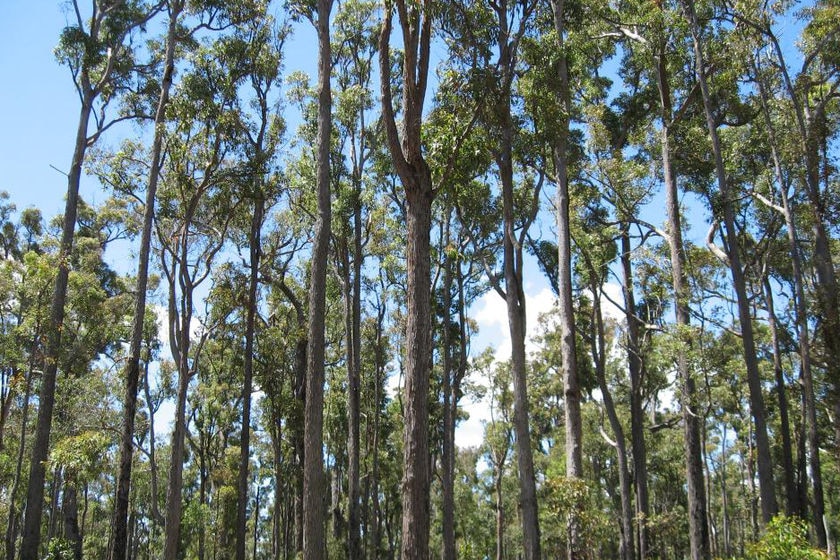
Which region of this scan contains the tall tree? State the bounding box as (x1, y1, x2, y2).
(302, 1, 334, 559)
(544, 2, 584, 555)
(108, 3, 183, 558)
(379, 1, 435, 557)
(681, 0, 778, 523)
(20, 2, 159, 557)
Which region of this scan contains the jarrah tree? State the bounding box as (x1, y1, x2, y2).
(107, 3, 184, 558)
(302, 1, 334, 559)
(20, 2, 160, 558)
(680, 0, 778, 524)
(379, 1, 435, 557)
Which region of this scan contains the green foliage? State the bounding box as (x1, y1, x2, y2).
(740, 516, 827, 560)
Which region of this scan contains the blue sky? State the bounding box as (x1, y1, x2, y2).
(1, 2, 88, 219)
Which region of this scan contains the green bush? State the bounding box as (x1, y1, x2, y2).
(742, 515, 827, 560)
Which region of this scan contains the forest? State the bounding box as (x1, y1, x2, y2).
(1, 0, 840, 559)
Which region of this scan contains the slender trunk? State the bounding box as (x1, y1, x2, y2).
(653, 17, 709, 559)
(494, 4, 541, 557)
(754, 62, 824, 538)
(547, 3, 583, 497)
(163, 330, 191, 560)
(591, 272, 633, 560)
(495, 462, 506, 560)
(763, 279, 797, 514)
(6, 366, 34, 560)
(682, 0, 778, 522)
(236, 196, 263, 560)
(110, 5, 182, 557)
(347, 178, 363, 560)
(441, 211, 456, 560)
(20, 90, 93, 560)
(302, 4, 332, 558)
(142, 357, 164, 527)
(621, 220, 650, 559)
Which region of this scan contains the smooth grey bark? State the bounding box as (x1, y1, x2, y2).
(109, 4, 182, 558)
(753, 44, 826, 543)
(546, 3, 583, 558)
(653, 24, 709, 558)
(489, 3, 542, 558)
(762, 278, 798, 515)
(682, 0, 779, 523)
(589, 270, 633, 560)
(379, 2, 435, 558)
(302, 2, 333, 559)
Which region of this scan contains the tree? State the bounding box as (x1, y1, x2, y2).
(680, 0, 778, 523)
(20, 2, 160, 557)
(378, 1, 436, 557)
(301, 1, 334, 559)
(107, 3, 184, 557)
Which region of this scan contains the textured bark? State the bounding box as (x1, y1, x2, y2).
(379, 2, 435, 558)
(653, 26, 709, 558)
(346, 149, 363, 560)
(20, 89, 92, 560)
(682, 0, 778, 522)
(302, 2, 333, 559)
(235, 196, 264, 560)
(63, 482, 82, 560)
(109, 4, 182, 558)
(441, 211, 456, 560)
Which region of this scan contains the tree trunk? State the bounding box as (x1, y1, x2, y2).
(653, 26, 709, 558)
(379, 2, 435, 558)
(754, 57, 824, 539)
(62, 480, 82, 560)
(110, 4, 182, 558)
(493, 4, 541, 557)
(302, 3, 333, 558)
(5, 364, 34, 560)
(347, 173, 363, 560)
(20, 89, 93, 560)
(682, 0, 778, 523)
(762, 279, 798, 515)
(547, 1, 583, 487)
(591, 276, 633, 560)
(441, 210, 456, 560)
(236, 195, 264, 560)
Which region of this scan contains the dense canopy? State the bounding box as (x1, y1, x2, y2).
(1, 1, 840, 559)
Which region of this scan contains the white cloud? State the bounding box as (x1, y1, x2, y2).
(456, 282, 626, 450)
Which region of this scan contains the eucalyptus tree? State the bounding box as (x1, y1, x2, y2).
(330, 2, 378, 555)
(544, 3, 584, 515)
(604, 1, 712, 554)
(480, 2, 546, 557)
(20, 2, 162, 557)
(227, 13, 287, 560)
(378, 1, 436, 556)
(294, 1, 334, 559)
(154, 36, 250, 558)
(107, 2, 184, 557)
(680, 0, 778, 523)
